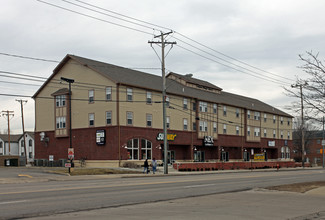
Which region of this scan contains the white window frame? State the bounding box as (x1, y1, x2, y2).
(183, 118, 188, 130)
(183, 98, 188, 110)
(127, 112, 133, 125)
(106, 111, 112, 125)
(223, 124, 227, 134)
(141, 139, 152, 160)
(236, 126, 239, 135)
(127, 138, 139, 160)
(127, 88, 133, 101)
(247, 126, 251, 136)
(213, 104, 217, 114)
(254, 127, 260, 137)
(199, 101, 208, 112)
(223, 106, 227, 116)
(89, 113, 94, 126)
(146, 114, 152, 127)
(236, 108, 240, 118)
(247, 110, 251, 119)
(89, 90, 94, 103)
(56, 116, 66, 129)
(213, 122, 217, 132)
(146, 91, 152, 104)
(166, 116, 170, 129)
(106, 87, 112, 101)
(56, 95, 66, 107)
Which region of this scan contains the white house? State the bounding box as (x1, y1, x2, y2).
(0, 132, 35, 163)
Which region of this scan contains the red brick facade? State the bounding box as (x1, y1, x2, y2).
(35, 126, 292, 162)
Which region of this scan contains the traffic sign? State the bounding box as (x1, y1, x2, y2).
(68, 148, 74, 160)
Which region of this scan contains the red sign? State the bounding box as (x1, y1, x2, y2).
(68, 148, 74, 160)
(65, 163, 71, 168)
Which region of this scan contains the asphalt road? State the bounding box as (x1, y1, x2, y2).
(0, 168, 325, 219)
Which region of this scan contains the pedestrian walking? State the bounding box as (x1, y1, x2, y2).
(152, 158, 157, 174)
(143, 159, 149, 174)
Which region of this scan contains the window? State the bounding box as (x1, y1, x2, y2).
(147, 114, 152, 127)
(199, 101, 208, 112)
(89, 113, 94, 126)
(141, 139, 152, 160)
(236, 108, 240, 118)
(280, 131, 283, 139)
(280, 117, 283, 125)
(273, 130, 276, 138)
(192, 102, 196, 111)
(146, 91, 152, 104)
(106, 87, 112, 101)
(183, 119, 188, 130)
(166, 116, 170, 129)
(183, 98, 188, 110)
(193, 122, 196, 131)
(213, 104, 217, 114)
(247, 126, 251, 136)
(106, 111, 112, 125)
(223, 124, 227, 134)
(254, 112, 260, 120)
(223, 106, 227, 116)
(213, 122, 217, 132)
(29, 139, 33, 147)
(281, 147, 285, 159)
(287, 118, 291, 126)
(247, 110, 251, 119)
(127, 138, 139, 160)
(273, 115, 276, 124)
(286, 147, 290, 159)
(264, 129, 267, 137)
(317, 139, 321, 144)
(56, 95, 66, 107)
(288, 131, 290, 139)
(199, 121, 207, 132)
(56, 117, 66, 129)
(127, 88, 133, 101)
(254, 128, 260, 137)
(89, 90, 94, 103)
(0, 142, 2, 155)
(29, 152, 32, 159)
(264, 114, 267, 122)
(165, 96, 170, 107)
(127, 112, 133, 125)
(236, 126, 239, 135)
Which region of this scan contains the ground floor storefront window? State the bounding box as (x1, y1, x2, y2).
(127, 138, 152, 160)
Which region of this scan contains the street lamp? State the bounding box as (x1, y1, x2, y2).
(61, 77, 74, 160)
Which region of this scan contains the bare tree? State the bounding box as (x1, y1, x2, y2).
(284, 51, 325, 126)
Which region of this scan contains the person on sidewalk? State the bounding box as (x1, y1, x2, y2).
(143, 159, 149, 174)
(151, 158, 157, 174)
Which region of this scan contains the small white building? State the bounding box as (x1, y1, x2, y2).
(0, 132, 35, 163)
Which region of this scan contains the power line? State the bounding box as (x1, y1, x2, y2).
(34, 0, 294, 86)
(36, 0, 153, 35)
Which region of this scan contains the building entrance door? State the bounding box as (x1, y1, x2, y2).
(194, 151, 205, 162)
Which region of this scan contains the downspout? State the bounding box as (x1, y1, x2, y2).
(117, 83, 121, 167)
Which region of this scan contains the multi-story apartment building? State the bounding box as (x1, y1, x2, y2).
(33, 54, 293, 167)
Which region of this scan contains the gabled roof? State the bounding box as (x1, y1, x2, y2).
(32, 54, 292, 117)
(0, 134, 22, 143)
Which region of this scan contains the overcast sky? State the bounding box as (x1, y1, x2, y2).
(1, 0, 325, 134)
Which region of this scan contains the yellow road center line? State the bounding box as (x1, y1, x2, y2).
(18, 174, 33, 178)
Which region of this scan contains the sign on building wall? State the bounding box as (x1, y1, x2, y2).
(268, 141, 275, 147)
(254, 153, 265, 161)
(156, 133, 177, 141)
(96, 130, 106, 145)
(203, 136, 214, 146)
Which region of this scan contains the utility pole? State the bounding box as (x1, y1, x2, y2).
(16, 99, 29, 165)
(149, 31, 176, 174)
(291, 82, 307, 168)
(2, 110, 14, 155)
